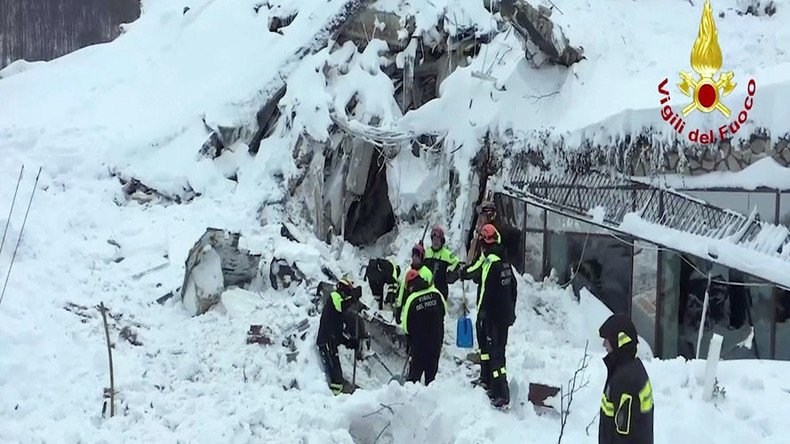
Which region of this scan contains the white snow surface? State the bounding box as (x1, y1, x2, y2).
(2, 0, 790, 442)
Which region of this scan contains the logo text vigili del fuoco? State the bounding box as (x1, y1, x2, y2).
(657, 0, 756, 144)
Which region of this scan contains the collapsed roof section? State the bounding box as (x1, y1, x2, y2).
(501, 157, 790, 289)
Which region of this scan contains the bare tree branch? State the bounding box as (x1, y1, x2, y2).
(524, 90, 559, 104)
(374, 422, 391, 443)
(586, 412, 600, 436)
(558, 340, 592, 444)
(362, 403, 398, 418)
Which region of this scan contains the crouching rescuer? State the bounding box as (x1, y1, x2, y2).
(598, 314, 654, 444)
(461, 223, 517, 408)
(400, 268, 447, 385)
(316, 277, 365, 395)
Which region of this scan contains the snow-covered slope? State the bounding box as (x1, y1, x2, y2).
(2, 0, 790, 443)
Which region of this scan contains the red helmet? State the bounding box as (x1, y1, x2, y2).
(412, 243, 425, 260)
(430, 226, 445, 242)
(405, 269, 420, 285)
(479, 224, 498, 245)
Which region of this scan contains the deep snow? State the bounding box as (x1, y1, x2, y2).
(2, 0, 790, 442)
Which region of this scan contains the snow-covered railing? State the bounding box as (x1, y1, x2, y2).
(507, 166, 760, 242)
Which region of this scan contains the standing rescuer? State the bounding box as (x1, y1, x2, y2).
(598, 314, 654, 444)
(461, 223, 517, 408)
(424, 226, 461, 299)
(395, 243, 433, 324)
(400, 268, 447, 385)
(316, 277, 364, 395)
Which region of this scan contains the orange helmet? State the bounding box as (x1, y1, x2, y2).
(479, 224, 498, 245)
(405, 269, 420, 285)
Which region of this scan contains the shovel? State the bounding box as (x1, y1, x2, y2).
(370, 353, 395, 376)
(369, 352, 409, 385)
(456, 281, 474, 348)
(390, 355, 410, 385)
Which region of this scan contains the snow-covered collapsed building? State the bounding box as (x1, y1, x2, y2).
(6, 0, 790, 441)
(480, 1, 790, 362)
(179, 0, 790, 362)
(6, 0, 787, 364)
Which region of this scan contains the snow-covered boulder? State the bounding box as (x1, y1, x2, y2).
(179, 228, 263, 314)
(182, 245, 225, 316)
(219, 288, 262, 318)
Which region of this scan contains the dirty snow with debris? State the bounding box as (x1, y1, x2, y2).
(2, 0, 790, 443)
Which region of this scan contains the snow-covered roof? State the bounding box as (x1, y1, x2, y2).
(640, 157, 790, 190)
(399, 0, 790, 153)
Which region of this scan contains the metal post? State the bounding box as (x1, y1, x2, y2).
(655, 248, 664, 357)
(775, 190, 780, 225)
(542, 207, 549, 278)
(99, 302, 115, 417)
(628, 235, 635, 318)
(771, 287, 778, 359)
(695, 273, 713, 360)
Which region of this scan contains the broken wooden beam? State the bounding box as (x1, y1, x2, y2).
(528, 382, 561, 414)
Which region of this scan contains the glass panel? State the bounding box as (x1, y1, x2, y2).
(685, 190, 776, 222)
(493, 194, 525, 274)
(658, 250, 778, 360)
(779, 193, 790, 227)
(548, 232, 570, 284)
(676, 254, 730, 359)
(548, 232, 632, 314)
(657, 250, 681, 359)
(775, 290, 790, 360)
(526, 203, 545, 230)
(632, 241, 658, 355)
(716, 273, 773, 360)
(547, 211, 609, 234)
(524, 231, 543, 281)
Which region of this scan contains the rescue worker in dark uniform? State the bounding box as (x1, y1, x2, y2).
(598, 314, 654, 444)
(400, 268, 447, 385)
(468, 200, 520, 268)
(395, 243, 433, 324)
(460, 224, 517, 408)
(423, 226, 461, 299)
(364, 257, 401, 310)
(316, 277, 364, 395)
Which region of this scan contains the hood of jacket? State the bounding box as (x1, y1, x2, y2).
(599, 313, 639, 376)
